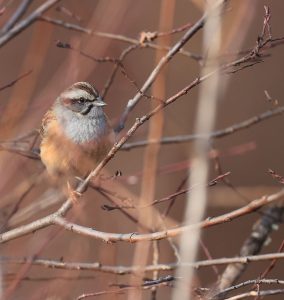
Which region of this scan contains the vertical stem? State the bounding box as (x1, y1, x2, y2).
(127, 1, 176, 299)
(172, 1, 223, 299)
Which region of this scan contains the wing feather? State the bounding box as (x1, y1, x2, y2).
(40, 110, 56, 137)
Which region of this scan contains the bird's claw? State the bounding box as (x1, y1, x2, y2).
(67, 181, 82, 204)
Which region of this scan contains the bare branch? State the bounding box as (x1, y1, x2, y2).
(214, 279, 284, 300)
(102, 172, 230, 210)
(0, 164, 283, 244)
(223, 289, 284, 300)
(2, 253, 284, 275)
(115, 10, 207, 132)
(0, 0, 33, 34)
(122, 105, 284, 150)
(50, 189, 284, 243)
(40, 16, 200, 60)
(217, 205, 284, 292)
(0, 0, 61, 48)
(76, 276, 174, 300)
(0, 70, 32, 92)
(257, 239, 284, 281)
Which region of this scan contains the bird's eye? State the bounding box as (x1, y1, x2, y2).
(78, 97, 85, 104)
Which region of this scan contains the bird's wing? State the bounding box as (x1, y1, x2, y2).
(40, 110, 56, 137)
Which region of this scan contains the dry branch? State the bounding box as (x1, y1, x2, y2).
(116, 9, 208, 132)
(223, 289, 284, 300)
(40, 16, 200, 60)
(38, 190, 284, 243)
(2, 253, 284, 275)
(0, 70, 32, 92)
(0, 0, 61, 48)
(214, 279, 284, 300)
(0, 185, 284, 243)
(76, 276, 174, 300)
(122, 105, 284, 150)
(0, 0, 33, 34)
(217, 205, 284, 293)
(2, 187, 282, 244)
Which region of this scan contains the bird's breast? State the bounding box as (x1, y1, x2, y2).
(40, 116, 114, 179)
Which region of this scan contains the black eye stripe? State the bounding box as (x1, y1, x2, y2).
(74, 96, 101, 103)
(71, 97, 90, 103)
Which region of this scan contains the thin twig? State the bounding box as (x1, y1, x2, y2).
(115, 9, 208, 132)
(102, 172, 230, 210)
(0, 186, 283, 244)
(214, 279, 284, 300)
(52, 189, 284, 243)
(122, 105, 284, 150)
(0, 0, 61, 48)
(223, 289, 284, 300)
(2, 253, 284, 275)
(258, 239, 284, 280)
(76, 276, 174, 299)
(0, 0, 33, 34)
(102, 44, 139, 97)
(0, 143, 39, 159)
(0, 171, 42, 231)
(217, 205, 284, 293)
(0, 70, 32, 92)
(3, 273, 96, 282)
(40, 16, 200, 60)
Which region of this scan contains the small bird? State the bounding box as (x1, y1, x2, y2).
(40, 82, 114, 187)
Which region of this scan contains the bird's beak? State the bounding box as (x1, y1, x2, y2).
(94, 97, 107, 107)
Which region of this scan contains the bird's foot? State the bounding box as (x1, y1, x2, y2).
(67, 181, 82, 204)
(75, 176, 88, 193)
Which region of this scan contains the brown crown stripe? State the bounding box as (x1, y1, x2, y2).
(72, 82, 99, 98)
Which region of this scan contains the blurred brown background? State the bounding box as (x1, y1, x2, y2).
(0, 0, 283, 299)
